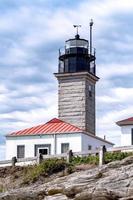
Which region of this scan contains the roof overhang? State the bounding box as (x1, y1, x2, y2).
(6, 131, 114, 145)
(6, 131, 82, 138)
(82, 131, 114, 145)
(116, 121, 133, 126)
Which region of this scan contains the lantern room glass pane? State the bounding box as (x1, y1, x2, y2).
(66, 39, 88, 49)
(69, 57, 76, 72)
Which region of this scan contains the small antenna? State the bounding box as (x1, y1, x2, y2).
(89, 19, 93, 55)
(94, 48, 96, 74)
(73, 25, 81, 35)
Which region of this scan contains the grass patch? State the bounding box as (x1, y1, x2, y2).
(0, 185, 5, 193)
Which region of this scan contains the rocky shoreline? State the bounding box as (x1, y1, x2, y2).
(0, 156, 133, 199)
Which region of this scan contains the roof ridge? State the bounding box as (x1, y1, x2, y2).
(46, 118, 63, 124)
(58, 118, 82, 130)
(47, 118, 83, 131)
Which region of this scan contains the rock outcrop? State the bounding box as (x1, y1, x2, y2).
(1, 156, 133, 200)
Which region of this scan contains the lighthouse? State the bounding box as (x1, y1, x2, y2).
(5, 21, 114, 161)
(55, 21, 99, 135)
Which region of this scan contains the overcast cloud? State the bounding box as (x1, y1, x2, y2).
(0, 0, 133, 160)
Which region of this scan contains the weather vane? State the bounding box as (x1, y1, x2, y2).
(73, 24, 81, 35)
(90, 19, 93, 27)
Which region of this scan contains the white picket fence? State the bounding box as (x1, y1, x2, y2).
(0, 145, 133, 168)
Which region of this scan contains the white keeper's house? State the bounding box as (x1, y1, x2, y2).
(116, 117, 133, 146)
(6, 118, 113, 159)
(6, 25, 114, 160)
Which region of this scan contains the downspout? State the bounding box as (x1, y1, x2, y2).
(54, 134, 56, 155)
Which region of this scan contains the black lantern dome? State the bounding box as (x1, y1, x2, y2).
(58, 33, 96, 75)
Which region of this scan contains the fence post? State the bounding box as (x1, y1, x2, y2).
(67, 150, 73, 163)
(99, 145, 106, 166)
(12, 156, 17, 167)
(37, 153, 43, 164)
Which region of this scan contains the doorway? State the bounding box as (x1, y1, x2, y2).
(34, 144, 51, 156)
(38, 147, 49, 155)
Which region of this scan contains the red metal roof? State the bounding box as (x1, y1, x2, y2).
(116, 117, 133, 126)
(8, 118, 82, 136)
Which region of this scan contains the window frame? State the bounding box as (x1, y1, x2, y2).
(88, 145, 92, 150)
(17, 145, 25, 159)
(38, 147, 49, 155)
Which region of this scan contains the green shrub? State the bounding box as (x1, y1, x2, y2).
(23, 158, 67, 183)
(71, 152, 133, 166)
(71, 155, 99, 165)
(105, 152, 133, 163)
(22, 152, 133, 184)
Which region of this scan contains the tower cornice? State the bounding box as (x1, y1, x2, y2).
(54, 72, 99, 83)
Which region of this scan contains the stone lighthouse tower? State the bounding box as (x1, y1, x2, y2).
(54, 22, 99, 135)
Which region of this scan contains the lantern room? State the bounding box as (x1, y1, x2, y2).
(58, 33, 96, 75)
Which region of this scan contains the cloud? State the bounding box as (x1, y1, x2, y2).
(97, 63, 133, 79)
(97, 87, 133, 104)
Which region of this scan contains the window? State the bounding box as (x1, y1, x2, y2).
(88, 145, 92, 150)
(17, 145, 25, 158)
(131, 129, 133, 145)
(77, 57, 86, 71)
(61, 143, 69, 153)
(64, 59, 69, 72)
(89, 85, 92, 97)
(59, 60, 64, 73)
(90, 62, 95, 74)
(69, 57, 76, 72)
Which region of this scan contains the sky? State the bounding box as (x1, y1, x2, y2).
(0, 0, 133, 160)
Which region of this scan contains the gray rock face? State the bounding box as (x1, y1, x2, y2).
(1, 156, 133, 200)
